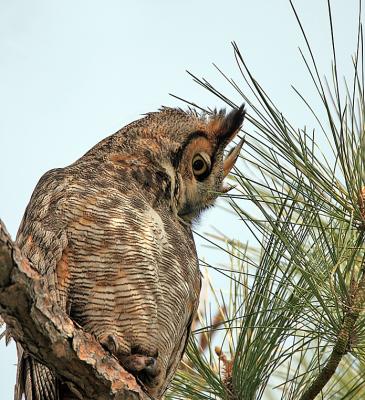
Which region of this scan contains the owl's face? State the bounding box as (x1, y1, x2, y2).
(172, 106, 245, 222)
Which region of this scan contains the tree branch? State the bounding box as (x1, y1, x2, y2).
(0, 219, 149, 400)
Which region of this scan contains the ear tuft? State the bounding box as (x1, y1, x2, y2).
(219, 104, 246, 142)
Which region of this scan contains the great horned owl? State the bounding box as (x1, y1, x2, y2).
(14, 105, 245, 399)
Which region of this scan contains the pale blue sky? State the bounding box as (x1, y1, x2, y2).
(0, 1, 361, 398)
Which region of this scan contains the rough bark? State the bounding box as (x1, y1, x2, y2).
(0, 219, 149, 400)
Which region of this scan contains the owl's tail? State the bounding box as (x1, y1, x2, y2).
(15, 343, 58, 400)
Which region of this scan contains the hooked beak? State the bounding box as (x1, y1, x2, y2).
(223, 136, 245, 177)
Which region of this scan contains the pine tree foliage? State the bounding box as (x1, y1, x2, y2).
(167, 1, 365, 399)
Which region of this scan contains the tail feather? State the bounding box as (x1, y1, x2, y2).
(15, 343, 58, 400)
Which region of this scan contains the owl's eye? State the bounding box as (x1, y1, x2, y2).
(192, 153, 211, 180)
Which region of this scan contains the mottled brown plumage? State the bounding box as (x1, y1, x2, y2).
(14, 105, 245, 399)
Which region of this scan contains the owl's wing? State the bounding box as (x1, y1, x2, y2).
(14, 168, 70, 400)
(16, 168, 70, 306)
(164, 316, 193, 389)
(161, 278, 201, 396)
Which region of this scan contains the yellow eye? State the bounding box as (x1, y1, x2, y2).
(192, 153, 211, 178)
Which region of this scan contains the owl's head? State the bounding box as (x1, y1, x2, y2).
(139, 105, 245, 223)
(92, 105, 245, 224)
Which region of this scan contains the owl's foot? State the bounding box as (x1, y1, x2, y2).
(122, 354, 161, 394)
(99, 333, 161, 392)
(121, 354, 159, 376)
(121, 353, 161, 396)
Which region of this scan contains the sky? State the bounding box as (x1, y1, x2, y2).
(0, 1, 362, 398)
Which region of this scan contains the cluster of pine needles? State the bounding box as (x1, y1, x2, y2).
(167, 1, 365, 399)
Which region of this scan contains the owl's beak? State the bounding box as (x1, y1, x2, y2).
(223, 136, 245, 177)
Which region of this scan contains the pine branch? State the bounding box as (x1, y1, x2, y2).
(0, 218, 148, 400)
(299, 189, 365, 400)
